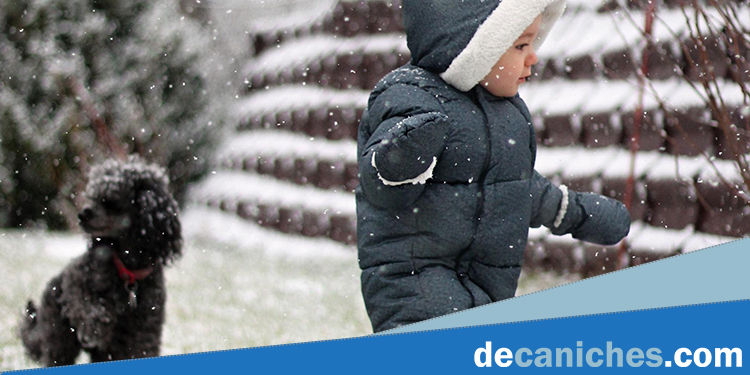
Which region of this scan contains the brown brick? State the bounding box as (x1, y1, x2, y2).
(646, 179, 699, 230)
(319, 56, 339, 88)
(239, 114, 262, 131)
(278, 207, 304, 234)
(522, 240, 545, 271)
(714, 120, 750, 160)
(367, 1, 403, 33)
(256, 204, 280, 228)
(341, 107, 360, 141)
(329, 1, 368, 37)
(662, 0, 694, 8)
(539, 59, 561, 80)
(206, 199, 221, 209)
(291, 109, 310, 134)
(305, 60, 323, 86)
(326, 108, 353, 140)
(645, 41, 683, 80)
(274, 157, 295, 181)
(581, 245, 620, 277)
(561, 177, 598, 194)
(252, 31, 282, 57)
(278, 68, 293, 86)
(581, 113, 621, 148)
(237, 201, 259, 221)
(565, 55, 597, 80)
(292, 65, 308, 83)
(302, 211, 330, 237)
(336, 54, 364, 90)
(536, 241, 580, 274)
(355, 108, 366, 132)
(362, 54, 390, 89)
(316, 160, 346, 190)
(621, 111, 664, 152)
(542, 115, 579, 147)
(696, 180, 750, 237)
(727, 41, 750, 82)
(664, 107, 714, 156)
(601, 178, 648, 222)
(242, 157, 258, 172)
(345, 163, 359, 193)
(308, 108, 331, 137)
(629, 251, 676, 267)
(256, 156, 275, 176)
(293, 158, 318, 186)
(329, 214, 357, 244)
(626, 0, 651, 10)
(683, 36, 730, 81)
(275, 111, 293, 132)
(219, 199, 236, 213)
(597, 0, 620, 13)
(261, 113, 277, 130)
(602, 50, 636, 80)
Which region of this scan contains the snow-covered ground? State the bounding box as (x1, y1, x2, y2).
(0, 0, 581, 371)
(0, 206, 579, 371)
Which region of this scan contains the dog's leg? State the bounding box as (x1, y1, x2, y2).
(65, 302, 115, 350)
(59, 262, 117, 350)
(21, 277, 82, 367)
(88, 348, 116, 363)
(103, 328, 161, 361)
(92, 318, 162, 362)
(19, 301, 43, 362)
(103, 284, 165, 361)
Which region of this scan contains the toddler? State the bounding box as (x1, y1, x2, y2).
(356, 0, 631, 332)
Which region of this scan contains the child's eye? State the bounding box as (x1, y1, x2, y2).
(515, 44, 529, 51)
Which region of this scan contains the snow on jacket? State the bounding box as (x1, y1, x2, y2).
(356, 0, 631, 332)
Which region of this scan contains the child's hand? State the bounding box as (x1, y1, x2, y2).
(370, 112, 449, 185)
(552, 191, 631, 246)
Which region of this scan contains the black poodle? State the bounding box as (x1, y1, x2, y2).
(20, 156, 182, 366)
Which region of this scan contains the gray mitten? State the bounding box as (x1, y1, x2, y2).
(371, 112, 449, 184)
(552, 189, 631, 246)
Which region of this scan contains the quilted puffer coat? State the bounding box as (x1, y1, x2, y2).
(356, 0, 630, 332)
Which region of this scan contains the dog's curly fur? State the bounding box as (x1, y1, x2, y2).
(20, 156, 182, 366)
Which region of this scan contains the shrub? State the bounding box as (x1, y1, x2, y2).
(0, 0, 228, 229)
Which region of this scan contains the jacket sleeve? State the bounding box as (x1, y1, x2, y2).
(529, 171, 631, 246)
(358, 84, 449, 210)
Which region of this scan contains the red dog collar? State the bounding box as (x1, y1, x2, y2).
(112, 253, 154, 285)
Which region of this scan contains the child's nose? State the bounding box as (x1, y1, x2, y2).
(526, 48, 538, 66)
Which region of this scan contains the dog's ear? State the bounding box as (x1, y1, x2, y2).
(133, 184, 182, 265)
(135, 188, 158, 214)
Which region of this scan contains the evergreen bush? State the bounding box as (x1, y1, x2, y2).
(0, 0, 227, 229)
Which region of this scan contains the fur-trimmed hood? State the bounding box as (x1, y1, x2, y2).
(403, 0, 566, 91)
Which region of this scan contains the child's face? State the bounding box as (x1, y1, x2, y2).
(479, 15, 542, 97)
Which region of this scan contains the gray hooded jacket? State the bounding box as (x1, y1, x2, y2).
(356, 0, 630, 332)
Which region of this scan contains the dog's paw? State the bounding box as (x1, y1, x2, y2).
(75, 324, 98, 348)
(75, 320, 110, 349)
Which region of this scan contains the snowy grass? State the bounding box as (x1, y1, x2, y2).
(0, 207, 578, 371)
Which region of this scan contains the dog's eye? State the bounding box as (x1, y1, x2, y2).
(101, 199, 121, 212)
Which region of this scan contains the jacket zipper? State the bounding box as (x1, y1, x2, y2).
(454, 89, 493, 275)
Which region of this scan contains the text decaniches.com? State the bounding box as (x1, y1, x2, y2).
(474, 342, 743, 368)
